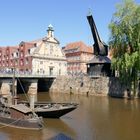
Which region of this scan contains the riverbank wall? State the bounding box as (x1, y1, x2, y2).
(50, 75, 132, 97)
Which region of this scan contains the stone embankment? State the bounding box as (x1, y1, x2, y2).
(50, 75, 132, 97)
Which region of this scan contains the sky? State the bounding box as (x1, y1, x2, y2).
(0, 0, 140, 47)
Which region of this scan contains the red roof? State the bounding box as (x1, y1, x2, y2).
(19, 41, 36, 54)
(64, 41, 93, 53)
(0, 46, 18, 54)
(10, 46, 18, 51)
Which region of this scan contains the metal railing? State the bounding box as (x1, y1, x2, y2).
(0, 71, 57, 78)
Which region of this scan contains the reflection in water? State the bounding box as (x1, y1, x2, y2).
(0, 127, 43, 140)
(107, 98, 140, 140)
(48, 133, 73, 140)
(1, 92, 140, 140)
(43, 118, 76, 138)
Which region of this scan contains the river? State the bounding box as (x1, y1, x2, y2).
(0, 92, 140, 140)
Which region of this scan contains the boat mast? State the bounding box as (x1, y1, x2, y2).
(12, 66, 17, 105)
(12, 67, 15, 96)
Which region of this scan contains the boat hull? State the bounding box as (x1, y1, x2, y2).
(0, 116, 43, 130)
(36, 106, 77, 118)
(19, 101, 78, 118)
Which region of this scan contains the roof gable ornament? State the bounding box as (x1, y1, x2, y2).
(41, 24, 59, 44)
(47, 24, 54, 38)
(48, 24, 53, 31)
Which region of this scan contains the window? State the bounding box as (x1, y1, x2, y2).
(28, 49, 30, 54)
(20, 45, 23, 50)
(59, 69, 61, 75)
(50, 46, 53, 55)
(26, 58, 29, 65)
(20, 60, 23, 66)
(15, 60, 18, 65)
(16, 52, 18, 57)
(34, 43, 37, 47)
(11, 60, 13, 66)
(21, 52, 24, 57)
(49, 67, 53, 75)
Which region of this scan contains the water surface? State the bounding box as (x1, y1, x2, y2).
(0, 93, 140, 140)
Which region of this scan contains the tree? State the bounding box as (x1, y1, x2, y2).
(109, 0, 140, 96)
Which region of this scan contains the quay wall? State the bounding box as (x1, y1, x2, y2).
(50, 75, 135, 97)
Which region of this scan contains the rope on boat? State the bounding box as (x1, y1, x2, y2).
(17, 77, 30, 103)
(0, 117, 22, 129)
(17, 77, 43, 124)
(0, 77, 43, 129)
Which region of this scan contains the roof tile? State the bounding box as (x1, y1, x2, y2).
(64, 41, 93, 53)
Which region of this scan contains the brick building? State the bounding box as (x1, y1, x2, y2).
(0, 25, 67, 76)
(63, 41, 93, 74)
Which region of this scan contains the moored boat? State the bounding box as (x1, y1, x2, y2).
(19, 101, 78, 118)
(0, 69, 44, 130)
(0, 96, 43, 130)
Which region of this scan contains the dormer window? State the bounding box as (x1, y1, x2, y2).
(20, 46, 23, 50)
(34, 43, 37, 47)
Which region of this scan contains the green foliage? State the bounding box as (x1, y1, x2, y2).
(109, 0, 140, 94)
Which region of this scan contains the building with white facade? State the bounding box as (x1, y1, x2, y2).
(0, 25, 67, 76)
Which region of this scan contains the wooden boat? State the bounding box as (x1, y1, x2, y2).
(19, 101, 78, 118)
(0, 96, 43, 130)
(0, 71, 43, 130)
